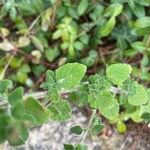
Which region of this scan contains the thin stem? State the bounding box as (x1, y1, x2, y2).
(0, 51, 16, 80)
(25, 86, 126, 100)
(75, 16, 105, 40)
(24, 12, 44, 38)
(145, 34, 150, 49)
(24, 91, 48, 99)
(81, 109, 96, 143)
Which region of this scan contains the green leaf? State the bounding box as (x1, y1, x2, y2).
(16, 71, 28, 84)
(104, 3, 123, 17)
(135, 16, 150, 29)
(130, 3, 145, 18)
(129, 108, 143, 123)
(106, 63, 132, 85)
(77, 0, 89, 16)
(8, 87, 23, 107)
(23, 97, 51, 124)
(128, 83, 147, 106)
(55, 63, 87, 89)
(69, 84, 89, 106)
(41, 70, 55, 90)
(89, 5, 104, 21)
(81, 50, 98, 67)
(18, 36, 30, 47)
(52, 30, 62, 39)
(0, 79, 13, 93)
(70, 125, 83, 135)
(52, 30, 63, 40)
(131, 41, 145, 53)
(89, 91, 119, 120)
(48, 100, 71, 121)
(135, 16, 150, 35)
(10, 57, 22, 69)
(31, 36, 44, 52)
(92, 124, 104, 134)
(75, 144, 88, 150)
(89, 74, 112, 92)
(141, 113, 150, 122)
(64, 144, 74, 150)
(141, 89, 150, 114)
(41, 70, 60, 102)
(0, 39, 15, 51)
(99, 17, 116, 37)
(17, 0, 44, 16)
(8, 87, 25, 119)
(45, 48, 60, 63)
(7, 123, 29, 146)
(79, 33, 89, 45)
(74, 41, 84, 51)
(116, 120, 127, 134)
(0, 113, 11, 143)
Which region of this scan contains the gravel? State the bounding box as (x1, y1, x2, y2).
(4, 107, 150, 150)
(4, 107, 102, 150)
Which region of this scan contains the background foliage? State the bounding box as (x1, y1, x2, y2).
(0, 0, 150, 148)
(0, 0, 150, 86)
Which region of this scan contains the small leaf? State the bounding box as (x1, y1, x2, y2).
(18, 36, 30, 47)
(141, 113, 150, 122)
(130, 3, 145, 18)
(55, 63, 87, 89)
(104, 3, 123, 17)
(0, 79, 13, 93)
(129, 108, 143, 123)
(131, 41, 145, 53)
(99, 17, 116, 37)
(7, 123, 29, 146)
(64, 144, 74, 150)
(89, 91, 119, 120)
(31, 50, 42, 64)
(68, 44, 76, 57)
(74, 41, 84, 51)
(128, 83, 147, 106)
(89, 74, 111, 92)
(8, 87, 25, 119)
(0, 114, 11, 143)
(48, 100, 71, 121)
(0, 39, 15, 51)
(135, 16, 150, 35)
(0, 27, 10, 37)
(135, 16, 150, 29)
(24, 97, 51, 124)
(106, 63, 132, 85)
(92, 124, 104, 134)
(31, 36, 44, 52)
(75, 144, 88, 150)
(41, 8, 52, 32)
(45, 48, 60, 63)
(77, 0, 89, 16)
(41, 70, 55, 90)
(16, 71, 28, 84)
(116, 120, 127, 134)
(52, 30, 62, 39)
(71, 125, 83, 135)
(9, 7, 17, 21)
(8, 87, 23, 107)
(10, 57, 22, 69)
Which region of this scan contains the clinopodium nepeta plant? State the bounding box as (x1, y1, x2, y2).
(0, 63, 150, 147)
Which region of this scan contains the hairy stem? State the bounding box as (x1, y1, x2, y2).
(81, 109, 96, 143)
(24, 91, 48, 99)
